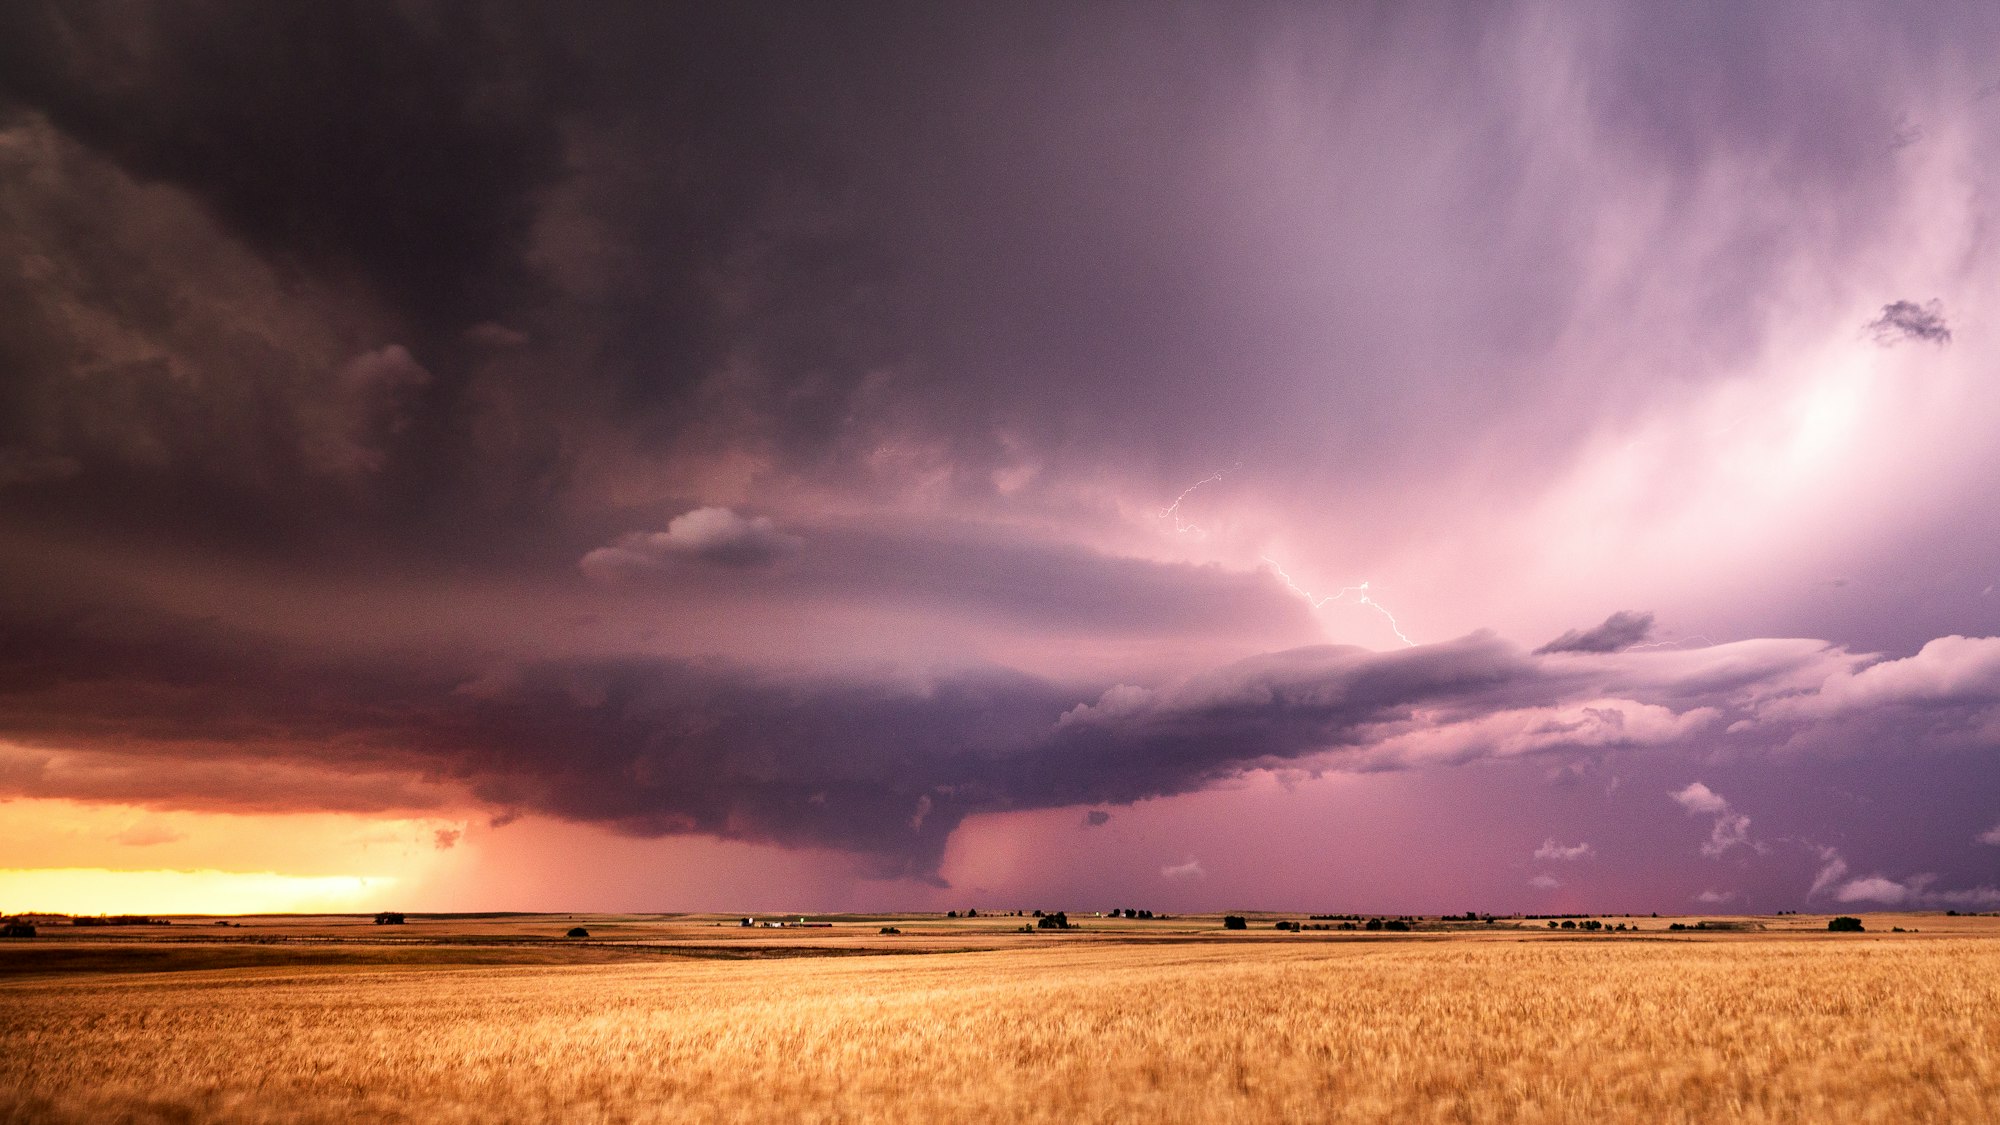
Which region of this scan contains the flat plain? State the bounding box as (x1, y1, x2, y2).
(3, 912, 1997, 1123)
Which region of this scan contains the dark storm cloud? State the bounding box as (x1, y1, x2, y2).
(0, 1, 567, 329)
(1865, 299, 1953, 346)
(1535, 611, 1656, 655)
(3, 0, 1991, 562)
(11, 580, 1992, 878)
(578, 518, 1309, 636)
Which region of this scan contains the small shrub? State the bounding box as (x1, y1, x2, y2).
(879, 926, 901, 935)
(566, 927, 589, 938)
(1222, 915, 1248, 930)
(1829, 916, 1865, 932)
(1382, 919, 1409, 932)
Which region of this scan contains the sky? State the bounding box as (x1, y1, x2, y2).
(3, 1, 1999, 916)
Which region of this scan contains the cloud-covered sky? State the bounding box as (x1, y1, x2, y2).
(3, 1, 1999, 913)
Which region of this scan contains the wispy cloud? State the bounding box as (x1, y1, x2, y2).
(1864, 299, 1951, 346)
(1533, 839, 1594, 862)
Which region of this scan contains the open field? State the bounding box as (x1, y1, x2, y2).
(4, 914, 1999, 1122)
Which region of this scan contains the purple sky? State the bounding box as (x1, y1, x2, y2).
(3, 2, 2000, 914)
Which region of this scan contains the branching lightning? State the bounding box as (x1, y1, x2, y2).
(1260, 555, 1416, 648)
(1154, 465, 1419, 648)
(1158, 463, 1240, 534)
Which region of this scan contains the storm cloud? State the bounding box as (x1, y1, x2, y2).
(4, 576, 1997, 880)
(1865, 299, 1953, 346)
(1535, 612, 1658, 655)
(4, 2, 2000, 906)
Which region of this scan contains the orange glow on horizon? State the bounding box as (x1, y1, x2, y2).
(0, 867, 398, 916)
(0, 798, 472, 915)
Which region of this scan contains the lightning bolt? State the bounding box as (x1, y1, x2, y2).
(1153, 467, 1418, 648)
(1260, 555, 1416, 647)
(1157, 463, 1240, 534)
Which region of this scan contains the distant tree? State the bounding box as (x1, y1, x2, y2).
(1547, 920, 1559, 929)
(1366, 918, 1384, 931)
(879, 926, 902, 935)
(374, 912, 405, 925)
(1274, 920, 1300, 932)
(1560, 920, 1577, 930)
(966, 908, 978, 918)
(1382, 920, 1409, 932)
(947, 910, 959, 918)
(566, 927, 589, 938)
(1829, 916, 1865, 932)
(0, 921, 34, 938)
(1223, 915, 1248, 930)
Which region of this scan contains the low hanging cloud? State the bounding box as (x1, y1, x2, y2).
(580, 507, 803, 580)
(7, 583, 2000, 879)
(1534, 611, 1655, 655)
(1082, 809, 1112, 828)
(1978, 822, 2000, 846)
(1160, 858, 1206, 880)
(1823, 867, 2000, 909)
(1864, 299, 1952, 346)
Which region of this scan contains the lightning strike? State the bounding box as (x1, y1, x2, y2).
(1157, 463, 1240, 534)
(1154, 469, 1417, 648)
(1260, 555, 1417, 647)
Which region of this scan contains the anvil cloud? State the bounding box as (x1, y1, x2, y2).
(2, 1, 1999, 910)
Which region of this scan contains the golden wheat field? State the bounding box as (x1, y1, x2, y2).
(4, 920, 1999, 1123)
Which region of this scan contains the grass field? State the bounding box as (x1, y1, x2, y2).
(3, 914, 1998, 1122)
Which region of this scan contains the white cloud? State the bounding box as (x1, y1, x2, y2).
(1694, 889, 1736, 904)
(1835, 876, 1912, 905)
(1671, 781, 1729, 815)
(1672, 782, 1755, 858)
(580, 507, 801, 581)
(1807, 847, 1849, 899)
(1529, 874, 1561, 889)
(1702, 812, 1753, 859)
(1978, 822, 2000, 846)
(1534, 839, 1594, 861)
(1766, 635, 2000, 720)
(1159, 858, 1205, 880)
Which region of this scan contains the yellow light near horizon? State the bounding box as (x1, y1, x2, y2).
(0, 868, 396, 917)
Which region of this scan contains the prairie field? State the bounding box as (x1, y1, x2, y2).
(3, 917, 1998, 1123)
